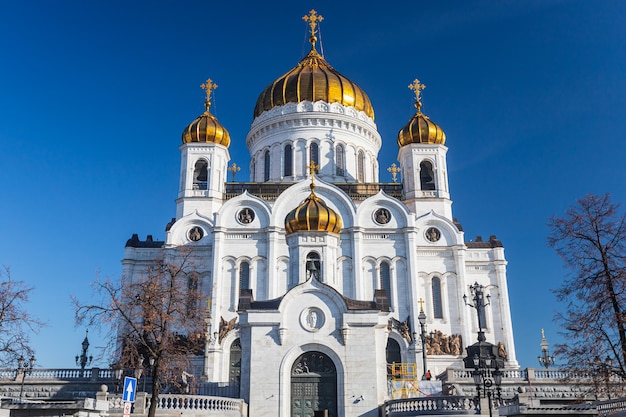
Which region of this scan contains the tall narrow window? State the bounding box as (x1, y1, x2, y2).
(380, 262, 391, 302)
(386, 338, 401, 376)
(193, 160, 208, 190)
(335, 145, 345, 176)
(358, 150, 365, 182)
(239, 261, 250, 290)
(284, 144, 293, 177)
(420, 161, 435, 190)
(432, 277, 443, 318)
(310, 143, 319, 172)
(229, 339, 242, 385)
(264, 150, 270, 182)
(187, 273, 200, 316)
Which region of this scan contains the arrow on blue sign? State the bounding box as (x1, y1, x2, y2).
(122, 376, 137, 403)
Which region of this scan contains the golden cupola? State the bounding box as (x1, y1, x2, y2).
(182, 79, 231, 146)
(253, 10, 374, 120)
(397, 79, 446, 147)
(285, 174, 342, 235)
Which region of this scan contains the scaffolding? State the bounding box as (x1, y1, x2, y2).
(387, 362, 420, 399)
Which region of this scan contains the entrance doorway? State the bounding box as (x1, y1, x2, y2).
(291, 351, 337, 417)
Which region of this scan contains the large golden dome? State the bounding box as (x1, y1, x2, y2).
(285, 181, 342, 235)
(397, 79, 446, 147)
(182, 79, 231, 147)
(253, 10, 374, 120)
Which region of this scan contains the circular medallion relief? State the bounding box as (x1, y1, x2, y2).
(374, 208, 391, 225)
(425, 227, 441, 242)
(237, 208, 255, 224)
(188, 226, 203, 242)
(300, 307, 325, 332)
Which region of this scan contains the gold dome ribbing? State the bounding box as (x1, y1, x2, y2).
(253, 10, 374, 120)
(182, 79, 231, 146)
(397, 79, 445, 147)
(285, 167, 342, 235)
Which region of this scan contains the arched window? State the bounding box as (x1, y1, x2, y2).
(358, 150, 365, 182)
(420, 160, 435, 190)
(386, 338, 401, 369)
(193, 160, 208, 190)
(310, 143, 319, 172)
(264, 150, 270, 182)
(251, 159, 256, 182)
(229, 339, 241, 385)
(239, 261, 250, 290)
(306, 252, 321, 281)
(335, 145, 345, 176)
(432, 277, 443, 318)
(380, 262, 391, 302)
(284, 144, 293, 177)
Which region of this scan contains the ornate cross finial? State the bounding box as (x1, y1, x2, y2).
(387, 163, 401, 183)
(303, 9, 323, 49)
(409, 79, 426, 113)
(306, 162, 320, 191)
(418, 298, 425, 312)
(200, 78, 217, 113)
(227, 162, 240, 182)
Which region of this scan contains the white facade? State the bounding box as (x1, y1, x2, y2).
(122, 32, 518, 417)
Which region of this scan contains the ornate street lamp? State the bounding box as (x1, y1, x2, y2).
(17, 355, 36, 400)
(537, 329, 555, 369)
(112, 362, 124, 393)
(463, 282, 504, 416)
(75, 329, 93, 375)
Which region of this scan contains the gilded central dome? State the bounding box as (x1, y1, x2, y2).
(253, 46, 374, 120)
(285, 182, 342, 235)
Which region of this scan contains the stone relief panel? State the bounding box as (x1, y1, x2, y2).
(426, 330, 463, 355)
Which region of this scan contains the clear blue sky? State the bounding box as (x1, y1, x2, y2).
(1, 0, 625, 370)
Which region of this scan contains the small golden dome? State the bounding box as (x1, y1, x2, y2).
(285, 182, 342, 235)
(397, 79, 446, 147)
(182, 79, 231, 147)
(253, 10, 374, 120)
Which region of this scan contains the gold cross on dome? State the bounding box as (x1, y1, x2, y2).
(306, 162, 319, 177)
(206, 297, 211, 310)
(409, 79, 426, 112)
(418, 298, 425, 312)
(200, 78, 217, 113)
(387, 163, 400, 183)
(303, 10, 323, 47)
(227, 162, 240, 182)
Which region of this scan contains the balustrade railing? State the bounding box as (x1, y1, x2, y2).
(384, 396, 477, 416)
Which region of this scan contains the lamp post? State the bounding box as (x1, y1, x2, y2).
(416, 298, 428, 380)
(75, 330, 93, 376)
(135, 355, 145, 391)
(17, 355, 36, 401)
(537, 329, 555, 369)
(463, 282, 503, 416)
(113, 362, 124, 393)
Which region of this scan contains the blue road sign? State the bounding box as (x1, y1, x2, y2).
(122, 376, 137, 403)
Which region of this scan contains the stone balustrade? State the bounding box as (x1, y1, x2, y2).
(384, 396, 478, 415)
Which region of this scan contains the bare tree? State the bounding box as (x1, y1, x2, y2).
(0, 266, 44, 367)
(74, 251, 206, 417)
(547, 194, 626, 389)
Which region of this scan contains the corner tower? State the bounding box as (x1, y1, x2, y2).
(176, 79, 230, 218)
(397, 79, 451, 217)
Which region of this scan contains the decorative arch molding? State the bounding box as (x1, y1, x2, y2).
(217, 191, 272, 228)
(272, 179, 358, 229)
(415, 210, 464, 246)
(278, 343, 345, 417)
(166, 210, 214, 246)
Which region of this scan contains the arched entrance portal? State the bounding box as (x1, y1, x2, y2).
(291, 351, 338, 417)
